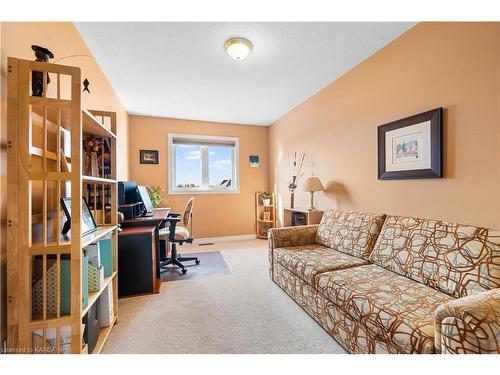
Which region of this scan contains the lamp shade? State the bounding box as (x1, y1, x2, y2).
(303, 176, 325, 192)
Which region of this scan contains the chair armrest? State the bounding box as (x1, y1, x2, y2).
(165, 216, 181, 223)
(434, 288, 500, 354)
(162, 216, 181, 241)
(268, 225, 319, 279)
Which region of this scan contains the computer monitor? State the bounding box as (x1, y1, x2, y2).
(137, 185, 154, 217)
(118, 181, 138, 204)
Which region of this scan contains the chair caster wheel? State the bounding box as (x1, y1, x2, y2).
(182, 268, 187, 274)
(195, 260, 200, 265)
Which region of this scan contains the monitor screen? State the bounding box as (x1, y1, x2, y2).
(137, 185, 154, 212)
(122, 181, 138, 203)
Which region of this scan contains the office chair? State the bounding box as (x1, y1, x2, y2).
(159, 197, 199, 274)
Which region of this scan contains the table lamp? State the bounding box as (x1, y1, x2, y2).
(303, 176, 325, 211)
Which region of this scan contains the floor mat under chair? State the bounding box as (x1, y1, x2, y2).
(161, 251, 231, 282)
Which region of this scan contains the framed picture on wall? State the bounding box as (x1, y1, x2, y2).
(249, 155, 259, 167)
(140, 149, 159, 164)
(377, 108, 443, 180)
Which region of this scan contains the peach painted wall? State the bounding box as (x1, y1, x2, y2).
(0, 21, 5, 344)
(0, 22, 130, 343)
(270, 22, 500, 229)
(129, 115, 269, 238)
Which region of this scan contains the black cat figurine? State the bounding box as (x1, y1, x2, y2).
(31, 45, 54, 97)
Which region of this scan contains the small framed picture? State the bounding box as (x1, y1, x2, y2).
(378, 108, 443, 180)
(140, 150, 159, 164)
(60, 197, 97, 236)
(263, 212, 271, 221)
(249, 155, 259, 167)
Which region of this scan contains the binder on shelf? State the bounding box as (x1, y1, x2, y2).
(82, 253, 89, 310)
(60, 259, 71, 315)
(32, 256, 71, 317)
(82, 299, 100, 354)
(98, 237, 113, 277)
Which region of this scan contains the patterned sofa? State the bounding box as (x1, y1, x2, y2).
(268, 209, 500, 354)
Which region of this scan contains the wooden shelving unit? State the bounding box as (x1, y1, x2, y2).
(82, 175, 117, 184)
(255, 192, 277, 239)
(6, 58, 118, 354)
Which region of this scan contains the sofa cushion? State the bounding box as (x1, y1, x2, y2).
(369, 215, 500, 298)
(315, 209, 386, 260)
(274, 244, 369, 286)
(316, 264, 452, 353)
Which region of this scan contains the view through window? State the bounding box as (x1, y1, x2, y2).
(169, 134, 239, 193)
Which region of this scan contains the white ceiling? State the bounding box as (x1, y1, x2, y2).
(76, 22, 415, 126)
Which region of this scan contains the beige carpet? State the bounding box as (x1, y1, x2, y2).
(102, 239, 346, 354)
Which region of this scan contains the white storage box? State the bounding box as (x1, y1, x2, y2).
(99, 284, 115, 328)
(85, 242, 101, 268)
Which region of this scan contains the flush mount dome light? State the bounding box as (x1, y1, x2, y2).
(224, 37, 252, 60)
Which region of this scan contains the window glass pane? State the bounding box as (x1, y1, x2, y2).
(208, 145, 233, 188)
(175, 144, 202, 188)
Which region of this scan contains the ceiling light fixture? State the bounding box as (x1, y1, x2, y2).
(224, 37, 252, 60)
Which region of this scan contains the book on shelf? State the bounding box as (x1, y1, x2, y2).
(32, 255, 71, 317)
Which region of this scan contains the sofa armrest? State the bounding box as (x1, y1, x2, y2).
(268, 225, 319, 279)
(434, 288, 500, 354)
(268, 225, 319, 249)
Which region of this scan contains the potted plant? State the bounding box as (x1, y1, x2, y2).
(147, 184, 166, 208)
(261, 192, 272, 206)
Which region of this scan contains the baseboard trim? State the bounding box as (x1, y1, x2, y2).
(195, 234, 257, 244)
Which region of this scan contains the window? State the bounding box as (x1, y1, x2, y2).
(168, 134, 239, 194)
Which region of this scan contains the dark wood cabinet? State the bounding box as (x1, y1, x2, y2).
(118, 226, 159, 297)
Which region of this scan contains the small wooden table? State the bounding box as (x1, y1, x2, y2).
(283, 208, 324, 226)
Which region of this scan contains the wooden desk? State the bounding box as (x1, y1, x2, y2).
(121, 208, 170, 227)
(121, 208, 170, 262)
(118, 226, 160, 297)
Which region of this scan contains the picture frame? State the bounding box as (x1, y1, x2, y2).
(249, 155, 259, 167)
(140, 149, 159, 164)
(377, 108, 443, 180)
(263, 211, 271, 221)
(60, 197, 98, 236)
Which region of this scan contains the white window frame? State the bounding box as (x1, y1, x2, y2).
(168, 133, 240, 195)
